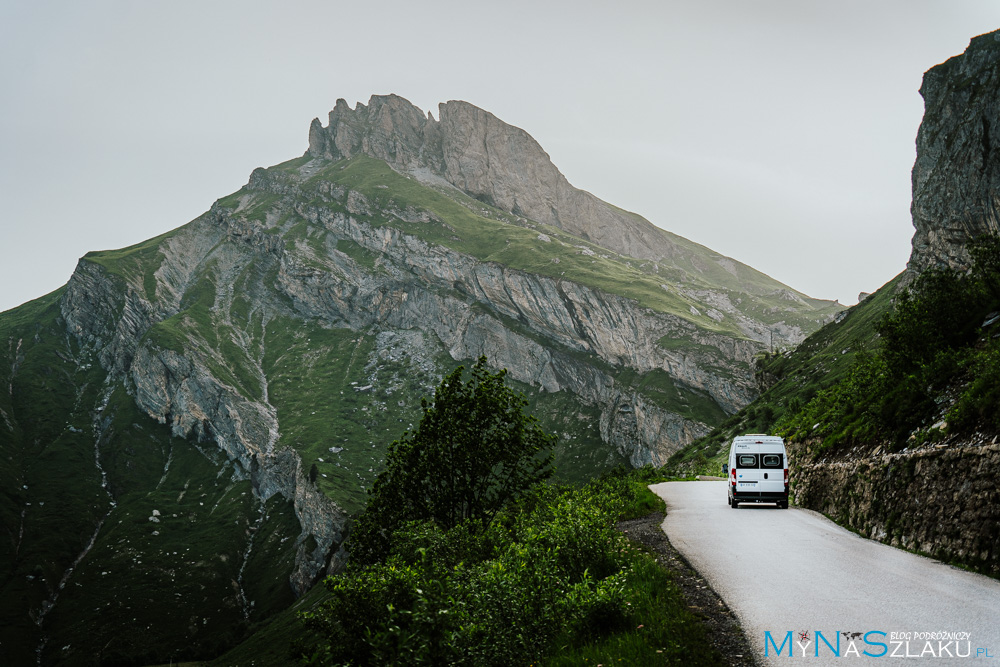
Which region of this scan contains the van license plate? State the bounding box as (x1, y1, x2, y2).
(738, 482, 757, 487)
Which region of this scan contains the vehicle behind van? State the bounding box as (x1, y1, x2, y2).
(724, 434, 788, 509)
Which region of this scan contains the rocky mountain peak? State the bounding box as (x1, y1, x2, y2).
(309, 94, 435, 171)
(909, 29, 1000, 274)
(307, 94, 694, 264)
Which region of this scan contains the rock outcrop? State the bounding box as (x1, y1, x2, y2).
(909, 30, 1000, 273)
(309, 95, 727, 267)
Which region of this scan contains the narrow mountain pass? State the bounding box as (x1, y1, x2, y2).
(650, 481, 1000, 666)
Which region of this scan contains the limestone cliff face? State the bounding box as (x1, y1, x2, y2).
(61, 218, 348, 595)
(309, 95, 716, 265)
(910, 30, 1000, 273)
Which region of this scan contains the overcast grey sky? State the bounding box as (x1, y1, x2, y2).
(2, 1, 999, 313)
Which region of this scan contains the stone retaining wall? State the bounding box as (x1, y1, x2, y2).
(790, 438, 1000, 577)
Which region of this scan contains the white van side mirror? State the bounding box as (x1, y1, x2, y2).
(721, 463, 729, 475)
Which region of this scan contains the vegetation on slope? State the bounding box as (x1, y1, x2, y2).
(0, 291, 302, 666)
(670, 236, 1000, 473)
(0, 290, 109, 665)
(201, 363, 724, 666)
(298, 154, 841, 333)
(667, 273, 903, 472)
(293, 469, 717, 667)
(780, 236, 1000, 454)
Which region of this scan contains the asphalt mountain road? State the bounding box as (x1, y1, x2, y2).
(651, 481, 1000, 666)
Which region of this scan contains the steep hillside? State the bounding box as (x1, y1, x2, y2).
(1, 96, 840, 663)
(0, 291, 303, 665)
(668, 274, 905, 470)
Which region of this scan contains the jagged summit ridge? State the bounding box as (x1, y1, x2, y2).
(307, 94, 684, 264)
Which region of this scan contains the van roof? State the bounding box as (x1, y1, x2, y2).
(733, 434, 784, 442)
(730, 435, 785, 450)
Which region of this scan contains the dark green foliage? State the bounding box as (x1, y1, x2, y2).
(946, 343, 1000, 432)
(298, 468, 719, 666)
(878, 269, 982, 379)
(780, 235, 1000, 452)
(349, 357, 555, 564)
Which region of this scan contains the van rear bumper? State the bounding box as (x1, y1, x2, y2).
(732, 491, 788, 502)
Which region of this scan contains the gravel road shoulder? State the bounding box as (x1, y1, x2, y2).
(617, 511, 758, 667)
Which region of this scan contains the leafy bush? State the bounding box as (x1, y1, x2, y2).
(301, 477, 635, 665)
(779, 235, 1000, 452)
(298, 467, 692, 666)
(350, 357, 555, 564)
(946, 341, 1000, 432)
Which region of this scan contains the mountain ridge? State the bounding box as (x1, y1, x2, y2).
(307, 94, 843, 306)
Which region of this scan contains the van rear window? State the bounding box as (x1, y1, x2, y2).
(736, 454, 757, 468)
(761, 454, 783, 468)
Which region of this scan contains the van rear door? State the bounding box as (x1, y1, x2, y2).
(758, 447, 785, 495)
(733, 445, 763, 495)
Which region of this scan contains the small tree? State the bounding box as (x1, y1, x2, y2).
(350, 356, 555, 564)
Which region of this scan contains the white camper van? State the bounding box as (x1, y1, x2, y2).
(723, 434, 788, 509)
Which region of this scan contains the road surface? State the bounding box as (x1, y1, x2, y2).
(651, 480, 1000, 666)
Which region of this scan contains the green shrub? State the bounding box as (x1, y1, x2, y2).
(777, 235, 1000, 452)
(299, 469, 680, 665)
(948, 341, 1000, 432)
(350, 357, 555, 564)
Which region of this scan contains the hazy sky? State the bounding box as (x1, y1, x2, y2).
(2, 1, 999, 313)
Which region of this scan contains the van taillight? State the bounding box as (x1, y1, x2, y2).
(731, 468, 736, 486)
(784, 469, 788, 482)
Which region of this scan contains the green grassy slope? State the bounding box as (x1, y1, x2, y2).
(0, 293, 302, 665)
(0, 290, 109, 665)
(217, 154, 841, 337)
(756, 273, 905, 404)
